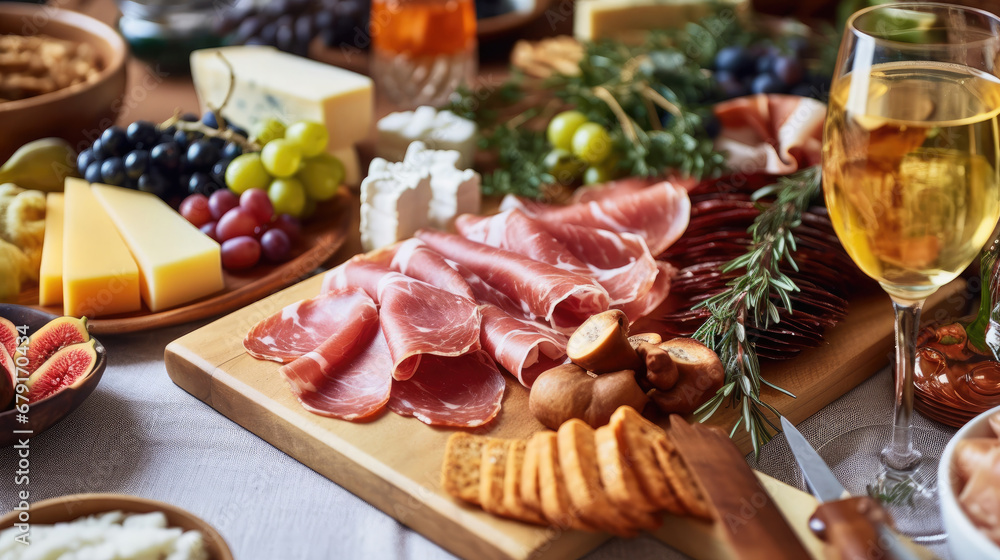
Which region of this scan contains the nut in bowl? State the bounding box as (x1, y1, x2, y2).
(0, 304, 106, 447)
(0, 493, 233, 559)
(939, 404, 1000, 559)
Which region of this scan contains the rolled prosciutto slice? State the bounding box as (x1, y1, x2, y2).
(323, 258, 481, 380)
(389, 238, 475, 300)
(279, 324, 392, 421)
(500, 180, 691, 256)
(389, 350, 505, 428)
(243, 288, 378, 364)
(415, 229, 609, 332)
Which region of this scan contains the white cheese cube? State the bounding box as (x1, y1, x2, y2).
(360, 159, 432, 251)
(191, 46, 374, 147)
(376, 106, 477, 169)
(402, 142, 480, 229)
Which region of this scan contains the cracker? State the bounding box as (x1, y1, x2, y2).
(502, 439, 546, 525)
(480, 439, 513, 517)
(441, 432, 487, 505)
(521, 432, 544, 513)
(537, 431, 595, 531)
(653, 434, 712, 520)
(595, 424, 662, 531)
(609, 406, 685, 514)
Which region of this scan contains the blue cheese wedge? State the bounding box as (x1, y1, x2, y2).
(360, 159, 433, 251)
(376, 106, 477, 169)
(403, 142, 481, 229)
(190, 46, 374, 147)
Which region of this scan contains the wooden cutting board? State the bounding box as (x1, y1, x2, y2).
(164, 274, 965, 559)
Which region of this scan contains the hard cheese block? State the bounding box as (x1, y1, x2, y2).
(575, 0, 748, 41)
(62, 179, 141, 317)
(191, 46, 374, 147)
(38, 193, 64, 307)
(91, 184, 224, 313)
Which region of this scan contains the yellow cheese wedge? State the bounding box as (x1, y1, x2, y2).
(574, 0, 748, 42)
(38, 193, 64, 306)
(91, 183, 224, 312)
(62, 178, 141, 317)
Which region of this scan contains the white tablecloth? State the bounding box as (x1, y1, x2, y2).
(0, 318, 957, 559)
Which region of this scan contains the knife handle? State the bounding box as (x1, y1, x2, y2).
(810, 496, 907, 560)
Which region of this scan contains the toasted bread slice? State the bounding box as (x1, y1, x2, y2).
(557, 419, 640, 537)
(480, 439, 513, 517)
(442, 432, 488, 505)
(503, 439, 546, 525)
(610, 406, 685, 514)
(653, 434, 712, 520)
(595, 424, 662, 531)
(521, 432, 545, 513)
(537, 431, 596, 531)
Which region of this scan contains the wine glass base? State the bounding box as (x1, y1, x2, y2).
(815, 424, 951, 542)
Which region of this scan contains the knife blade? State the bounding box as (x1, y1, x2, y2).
(780, 416, 920, 560)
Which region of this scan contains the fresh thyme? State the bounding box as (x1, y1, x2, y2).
(692, 165, 823, 455)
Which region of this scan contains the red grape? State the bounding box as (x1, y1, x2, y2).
(216, 207, 258, 241)
(200, 220, 218, 241)
(261, 229, 292, 262)
(240, 188, 274, 225)
(221, 236, 261, 269)
(271, 214, 301, 240)
(180, 194, 212, 227)
(209, 189, 240, 221)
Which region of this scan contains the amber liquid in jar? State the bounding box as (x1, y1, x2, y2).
(370, 0, 477, 107)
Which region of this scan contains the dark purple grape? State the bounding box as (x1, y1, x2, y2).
(751, 73, 787, 95)
(295, 14, 314, 39)
(100, 158, 126, 186)
(211, 158, 232, 184)
(202, 111, 219, 129)
(258, 23, 278, 46)
(151, 142, 182, 173)
(773, 56, 805, 87)
(180, 113, 199, 123)
(126, 120, 158, 149)
(138, 173, 171, 198)
(261, 229, 292, 262)
(221, 142, 242, 160)
(77, 149, 96, 174)
(790, 83, 818, 98)
(715, 70, 747, 99)
(188, 172, 216, 196)
(714, 47, 753, 77)
(186, 139, 220, 171)
(214, 5, 253, 35)
(262, 0, 290, 18)
(315, 10, 333, 31)
(702, 114, 721, 139)
(100, 126, 128, 157)
(756, 56, 775, 76)
(124, 150, 149, 180)
(173, 129, 191, 148)
(786, 36, 810, 58)
(288, 0, 311, 12)
(276, 22, 295, 52)
(234, 16, 264, 44)
(89, 138, 105, 161)
(84, 161, 103, 183)
(228, 125, 248, 139)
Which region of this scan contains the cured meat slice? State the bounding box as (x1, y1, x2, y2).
(387, 238, 567, 385)
(617, 261, 676, 321)
(500, 180, 690, 256)
(388, 350, 505, 427)
(415, 229, 610, 332)
(479, 304, 567, 387)
(280, 325, 393, 421)
(243, 288, 378, 364)
(323, 258, 482, 380)
(714, 94, 825, 175)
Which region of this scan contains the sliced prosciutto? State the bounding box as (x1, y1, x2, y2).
(279, 324, 392, 421)
(243, 288, 377, 364)
(415, 229, 610, 332)
(389, 238, 475, 300)
(714, 94, 826, 175)
(500, 180, 691, 256)
(389, 350, 505, 427)
(617, 261, 676, 320)
(478, 304, 567, 387)
(323, 258, 481, 380)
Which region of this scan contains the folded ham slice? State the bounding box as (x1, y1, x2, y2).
(389, 350, 505, 428)
(243, 288, 377, 364)
(323, 259, 481, 381)
(415, 229, 610, 332)
(389, 238, 475, 300)
(500, 179, 690, 256)
(714, 94, 825, 175)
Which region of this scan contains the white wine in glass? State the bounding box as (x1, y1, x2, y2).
(822, 2, 1000, 540)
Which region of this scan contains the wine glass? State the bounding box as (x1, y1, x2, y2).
(822, 2, 1000, 540)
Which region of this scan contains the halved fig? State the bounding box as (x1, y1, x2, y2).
(628, 332, 662, 348)
(567, 310, 643, 374)
(648, 338, 724, 415)
(0, 346, 13, 409)
(0, 317, 16, 361)
(21, 316, 89, 375)
(26, 340, 97, 403)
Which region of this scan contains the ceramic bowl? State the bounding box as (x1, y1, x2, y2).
(0, 2, 128, 160)
(938, 404, 1000, 560)
(0, 493, 234, 559)
(0, 304, 106, 447)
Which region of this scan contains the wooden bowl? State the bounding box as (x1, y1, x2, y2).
(0, 2, 128, 161)
(0, 493, 234, 559)
(0, 304, 106, 447)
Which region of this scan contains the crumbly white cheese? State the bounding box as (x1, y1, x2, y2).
(360, 159, 433, 251)
(376, 106, 477, 169)
(403, 142, 481, 229)
(0, 511, 209, 560)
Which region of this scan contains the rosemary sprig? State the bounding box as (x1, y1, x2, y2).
(692, 165, 823, 455)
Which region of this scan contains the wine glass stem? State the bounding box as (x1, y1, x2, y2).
(883, 297, 925, 472)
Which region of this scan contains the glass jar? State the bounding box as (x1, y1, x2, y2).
(369, 0, 477, 108)
(117, 0, 223, 74)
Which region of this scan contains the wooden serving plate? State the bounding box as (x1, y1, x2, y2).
(17, 192, 352, 335)
(164, 270, 965, 559)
